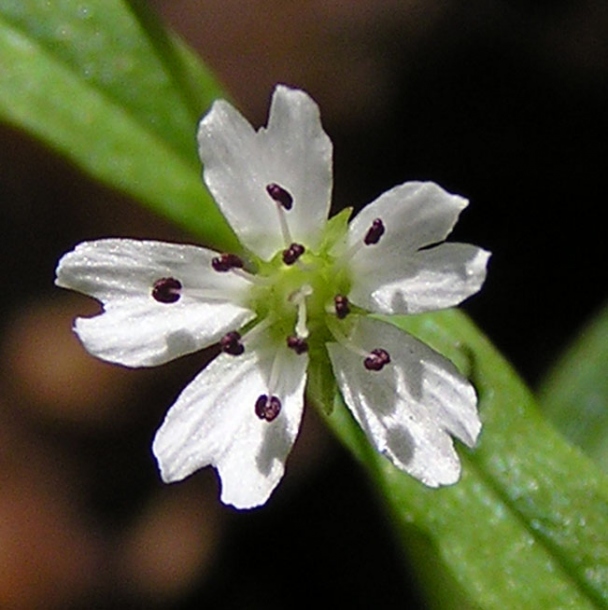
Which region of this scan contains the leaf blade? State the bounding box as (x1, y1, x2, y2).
(539, 301, 608, 471)
(323, 310, 608, 609)
(0, 1, 239, 251)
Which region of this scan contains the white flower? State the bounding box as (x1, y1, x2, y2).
(55, 85, 490, 509)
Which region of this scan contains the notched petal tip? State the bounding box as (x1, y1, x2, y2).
(328, 317, 482, 488)
(150, 336, 307, 510)
(54, 243, 89, 289)
(219, 483, 274, 510)
(151, 432, 189, 485)
(460, 246, 492, 301)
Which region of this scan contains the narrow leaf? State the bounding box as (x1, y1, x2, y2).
(0, 0, 239, 251)
(323, 310, 608, 609)
(539, 301, 608, 472)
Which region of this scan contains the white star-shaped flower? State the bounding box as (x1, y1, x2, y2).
(56, 85, 490, 509)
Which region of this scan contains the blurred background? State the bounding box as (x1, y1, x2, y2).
(1, 0, 607, 607)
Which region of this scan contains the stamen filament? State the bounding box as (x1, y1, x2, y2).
(267, 346, 283, 396)
(327, 317, 391, 371)
(241, 317, 274, 344)
(334, 217, 386, 269)
(334, 241, 360, 271)
(230, 268, 272, 285)
(326, 317, 368, 358)
(185, 288, 243, 302)
(276, 204, 293, 246)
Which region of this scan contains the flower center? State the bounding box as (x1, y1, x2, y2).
(248, 242, 351, 352)
(208, 188, 397, 420)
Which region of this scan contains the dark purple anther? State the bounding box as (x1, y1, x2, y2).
(255, 394, 282, 422)
(364, 218, 385, 245)
(282, 243, 305, 265)
(364, 348, 391, 371)
(334, 295, 350, 319)
(266, 183, 293, 210)
(211, 253, 244, 272)
(287, 335, 308, 354)
(152, 277, 182, 303)
(220, 331, 244, 356)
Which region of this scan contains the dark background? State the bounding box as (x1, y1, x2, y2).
(0, 1, 606, 607)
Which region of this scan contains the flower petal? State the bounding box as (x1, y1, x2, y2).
(55, 239, 255, 366)
(348, 181, 468, 254)
(350, 242, 491, 314)
(198, 85, 332, 259)
(327, 317, 481, 486)
(152, 330, 308, 509)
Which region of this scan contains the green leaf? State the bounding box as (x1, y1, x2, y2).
(322, 309, 608, 609)
(0, 0, 239, 251)
(539, 301, 608, 472)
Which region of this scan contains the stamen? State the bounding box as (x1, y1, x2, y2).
(255, 394, 282, 422)
(152, 277, 182, 303)
(327, 317, 390, 372)
(333, 217, 386, 271)
(364, 348, 391, 371)
(364, 218, 385, 245)
(266, 183, 293, 245)
(282, 243, 305, 265)
(220, 331, 244, 356)
(266, 183, 293, 210)
(334, 295, 350, 319)
(211, 253, 244, 272)
(287, 335, 308, 354)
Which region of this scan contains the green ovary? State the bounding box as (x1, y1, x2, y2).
(249, 247, 351, 350)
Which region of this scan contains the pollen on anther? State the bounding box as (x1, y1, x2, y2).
(266, 183, 293, 210)
(255, 394, 282, 422)
(364, 218, 385, 245)
(220, 331, 244, 356)
(152, 277, 182, 303)
(334, 295, 350, 319)
(212, 253, 244, 272)
(364, 348, 391, 371)
(287, 335, 308, 354)
(282, 243, 305, 265)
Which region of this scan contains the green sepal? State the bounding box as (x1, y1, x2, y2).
(306, 345, 338, 416)
(317, 206, 352, 254)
